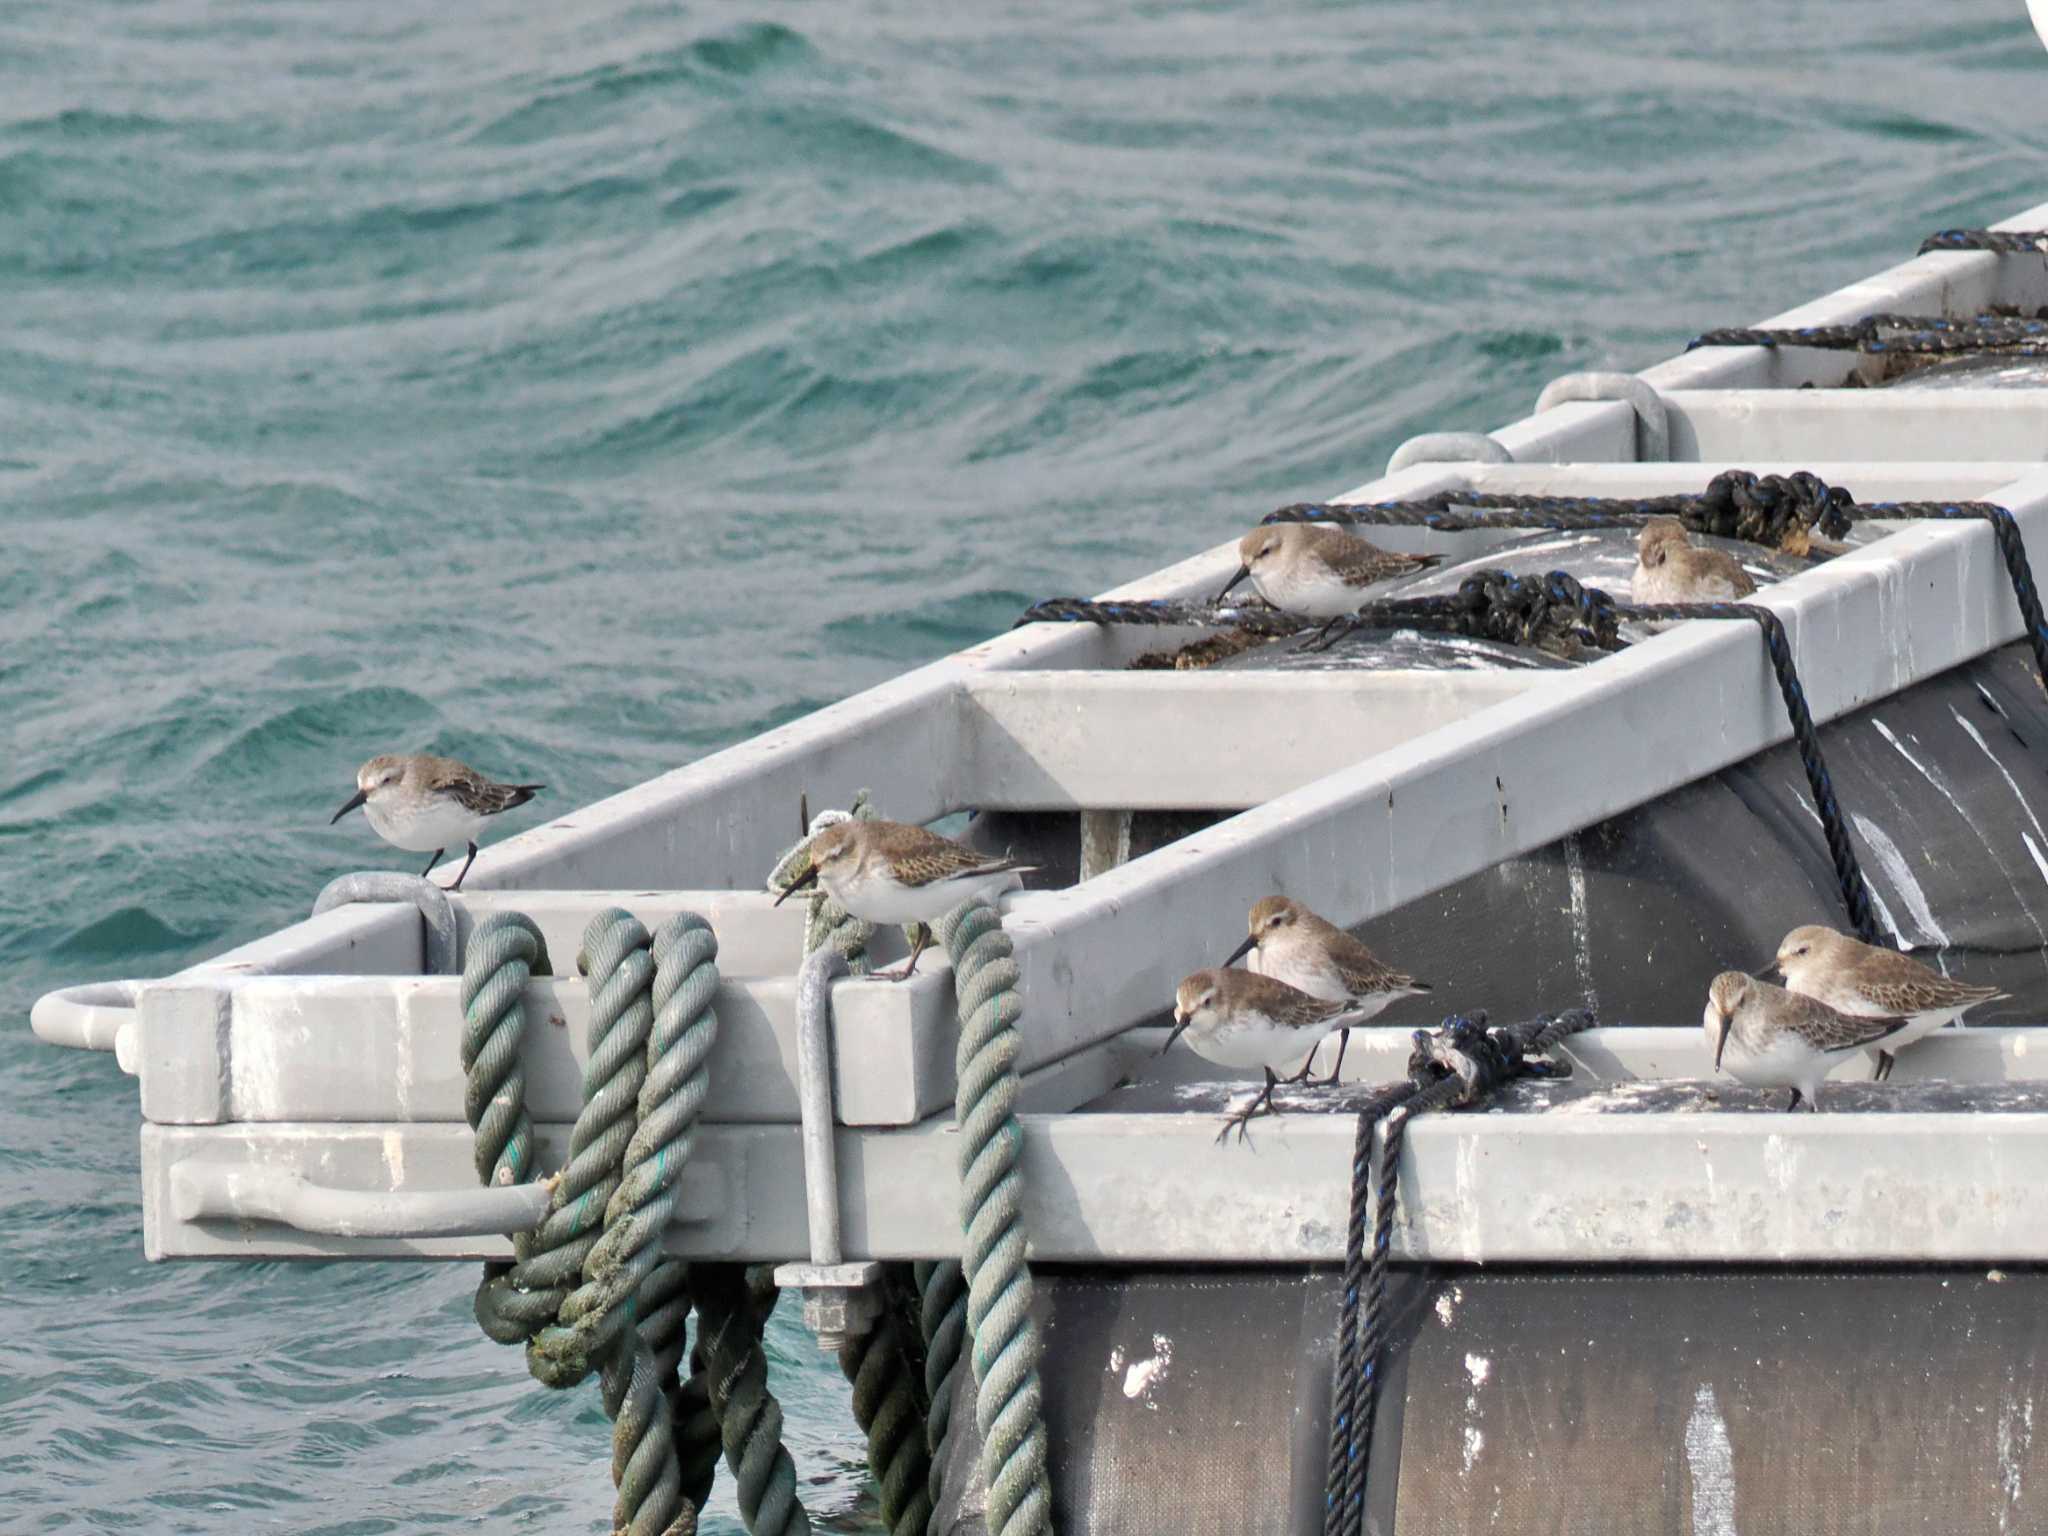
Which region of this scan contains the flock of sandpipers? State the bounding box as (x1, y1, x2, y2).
(330, 517, 2000, 1138)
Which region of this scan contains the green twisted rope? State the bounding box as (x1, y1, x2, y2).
(463, 908, 715, 1536)
(838, 1275, 933, 1536)
(460, 913, 550, 1189)
(914, 1259, 967, 1536)
(936, 901, 1052, 1536)
(694, 1264, 812, 1536)
(531, 913, 719, 1385)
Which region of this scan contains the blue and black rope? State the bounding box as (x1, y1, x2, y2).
(1322, 1010, 1592, 1536)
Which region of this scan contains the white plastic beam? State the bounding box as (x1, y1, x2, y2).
(958, 671, 1554, 811)
(133, 969, 955, 1129)
(1663, 391, 2048, 465)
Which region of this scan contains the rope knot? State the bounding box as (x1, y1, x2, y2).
(1694, 469, 1855, 550)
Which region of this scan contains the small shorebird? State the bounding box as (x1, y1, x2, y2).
(1769, 923, 2006, 1081)
(330, 753, 543, 891)
(1630, 516, 1757, 605)
(1167, 968, 1373, 1142)
(1702, 970, 1908, 1112)
(1216, 523, 1441, 619)
(1222, 896, 1430, 1085)
(773, 818, 1031, 979)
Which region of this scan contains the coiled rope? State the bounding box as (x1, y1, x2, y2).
(1323, 1009, 1594, 1536)
(935, 900, 1053, 1536)
(463, 907, 795, 1536)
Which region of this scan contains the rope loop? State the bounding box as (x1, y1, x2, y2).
(462, 906, 730, 1536)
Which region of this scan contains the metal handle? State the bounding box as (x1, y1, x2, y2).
(170, 1161, 552, 1238)
(30, 979, 143, 1053)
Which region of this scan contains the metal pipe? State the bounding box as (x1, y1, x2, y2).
(30, 978, 143, 1052)
(795, 944, 851, 1264)
(170, 1161, 552, 1238)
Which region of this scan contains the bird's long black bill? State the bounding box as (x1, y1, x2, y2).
(773, 867, 819, 907)
(330, 789, 368, 825)
(1158, 1017, 1192, 1057)
(1222, 933, 1258, 968)
(1215, 564, 1251, 603)
(1713, 1023, 1728, 1072)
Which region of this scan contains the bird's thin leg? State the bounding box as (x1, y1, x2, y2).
(420, 849, 444, 880)
(1281, 1052, 1318, 1085)
(1216, 1068, 1282, 1146)
(1784, 1087, 1805, 1113)
(881, 925, 931, 983)
(450, 842, 481, 892)
(1873, 1050, 1896, 1082)
(1318, 1029, 1350, 1088)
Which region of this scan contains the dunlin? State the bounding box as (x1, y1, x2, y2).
(1702, 970, 1907, 1112)
(1222, 895, 1430, 1084)
(1217, 523, 1441, 619)
(773, 818, 1031, 979)
(1167, 967, 1373, 1142)
(1770, 923, 2005, 1080)
(1630, 516, 1757, 605)
(330, 753, 543, 891)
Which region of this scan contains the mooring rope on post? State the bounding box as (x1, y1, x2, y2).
(936, 900, 1053, 1536)
(1322, 1009, 1594, 1536)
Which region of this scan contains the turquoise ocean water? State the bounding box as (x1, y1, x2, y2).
(4, 3, 2045, 1529)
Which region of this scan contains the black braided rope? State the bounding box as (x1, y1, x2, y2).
(1918, 229, 2048, 256)
(1019, 570, 1623, 658)
(1268, 469, 1858, 549)
(1689, 311, 2048, 355)
(1620, 597, 1881, 944)
(1322, 1082, 1415, 1536)
(1323, 1009, 1594, 1536)
(1011, 595, 1304, 634)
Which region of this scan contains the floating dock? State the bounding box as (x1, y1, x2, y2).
(34, 199, 2048, 1535)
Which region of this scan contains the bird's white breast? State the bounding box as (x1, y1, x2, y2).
(1249, 562, 1359, 620)
(824, 866, 1019, 926)
(365, 791, 486, 853)
(1187, 1008, 1315, 1071)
